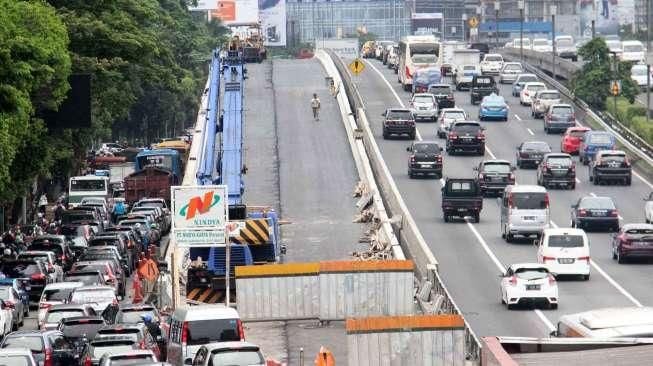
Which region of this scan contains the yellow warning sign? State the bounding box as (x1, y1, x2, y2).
(349, 58, 365, 75)
(468, 16, 479, 29)
(611, 80, 620, 96)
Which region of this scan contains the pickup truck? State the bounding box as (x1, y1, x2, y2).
(441, 178, 483, 223)
(470, 75, 498, 105)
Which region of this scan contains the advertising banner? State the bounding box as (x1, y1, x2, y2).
(259, 0, 287, 46)
(171, 185, 228, 247)
(579, 0, 634, 36)
(207, 0, 259, 24)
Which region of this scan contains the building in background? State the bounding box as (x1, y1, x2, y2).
(286, 0, 411, 45)
(409, 0, 471, 41)
(260, 0, 287, 46)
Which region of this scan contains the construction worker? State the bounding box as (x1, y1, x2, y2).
(142, 314, 166, 359)
(311, 93, 321, 121)
(38, 193, 48, 214)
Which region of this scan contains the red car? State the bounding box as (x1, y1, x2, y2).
(561, 126, 591, 154)
(612, 223, 653, 263)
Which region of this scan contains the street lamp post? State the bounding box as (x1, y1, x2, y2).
(495, 1, 500, 48)
(647, 0, 650, 125)
(592, 0, 596, 38)
(462, 14, 468, 43)
(551, 4, 557, 80)
(518, 0, 524, 61)
(612, 51, 618, 116)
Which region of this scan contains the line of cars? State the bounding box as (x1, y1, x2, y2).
(0, 197, 174, 366)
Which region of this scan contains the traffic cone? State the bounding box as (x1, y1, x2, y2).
(132, 271, 143, 303)
(314, 346, 335, 366)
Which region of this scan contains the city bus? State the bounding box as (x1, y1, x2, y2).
(398, 35, 440, 91)
(68, 175, 110, 208)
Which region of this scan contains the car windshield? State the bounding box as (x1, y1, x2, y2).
(0, 263, 40, 277)
(108, 355, 154, 366)
(412, 54, 437, 63)
(92, 343, 137, 358)
(428, 86, 451, 94)
(46, 310, 84, 323)
(413, 96, 433, 103)
(548, 235, 584, 248)
(624, 45, 643, 52)
(42, 288, 75, 302)
(2, 336, 44, 353)
(116, 309, 156, 324)
(511, 192, 547, 209)
(580, 197, 615, 209)
(186, 319, 241, 345)
(547, 157, 572, 166)
(387, 111, 412, 120)
(444, 111, 466, 120)
(0, 355, 33, 366)
(452, 123, 480, 133)
(552, 106, 573, 115)
(589, 134, 613, 144)
(600, 153, 626, 162)
(211, 350, 265, 366)
(71, 289, 115, 303)
(514, 267, 549, 280)
(518, 75, 538, 83)
(633, 67, 648, 76)
(522, 142, 551, 152)
(483, 163, 511, 173)
(539, 92, 559, 100)
(485, 55, 502, 61)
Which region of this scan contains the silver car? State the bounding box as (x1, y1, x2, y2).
(436, 108, 467, 138)
(530, 90, 561, 118)
(499, 62, 523, 84)
(191, 342, 265, 366)
(410, 93, 437, 122)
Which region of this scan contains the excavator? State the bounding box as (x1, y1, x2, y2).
(227, 23, 267, 63)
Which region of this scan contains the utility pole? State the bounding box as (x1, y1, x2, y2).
(591, 0, 596, 38)
(462, 14, 468, 43)
(519, 0, 524, 61)
(647, 0, 651, 124)
(551, 4, 557, 80)
(495, 1, 500, 48)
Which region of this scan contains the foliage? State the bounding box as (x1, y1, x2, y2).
(357, 31, 378, 46)
(605, 96, 653, 146)
(572, 37, 639, 109)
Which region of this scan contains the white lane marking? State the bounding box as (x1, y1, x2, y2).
(486, 146, 497, 159)
(364, 60, 422, 141)
(549, 220, 643, 307)
(589, 192, 597, 197)
(466, 222, 505, 272)
(514, 114, 522, 121)
(527, 128, 535, 136)
(575, 178, 581, 184)
(633, 171, 653, 190)
(534, 309, 557, 331)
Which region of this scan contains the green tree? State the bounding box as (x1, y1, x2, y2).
(572, 37, 639, 109)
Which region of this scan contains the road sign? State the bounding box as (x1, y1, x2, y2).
(468, 16, 479, 29)
(611, 80, 621, 96)
(171, 185, 228, 247)
(349, 58, 365, 75)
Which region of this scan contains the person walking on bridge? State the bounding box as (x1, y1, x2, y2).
(311, 93, 321, 121)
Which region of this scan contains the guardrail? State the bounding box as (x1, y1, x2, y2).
(499, 48, 653, 169)
(323, 50, 481, 363)
(500, 48, 578, 81)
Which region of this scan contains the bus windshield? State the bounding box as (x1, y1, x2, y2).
(70, 179, 107, 192)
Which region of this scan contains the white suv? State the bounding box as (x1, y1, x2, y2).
(480, 54, 504, 75)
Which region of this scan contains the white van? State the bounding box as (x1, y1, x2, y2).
(537, 228, 590, 280)
(167, 305, 244, 365)
(620, 40, 645, 62)
(501, 185, 550, 242)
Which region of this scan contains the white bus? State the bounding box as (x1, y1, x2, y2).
(68, 175, 110, 208)
(398, 35, 440, 91)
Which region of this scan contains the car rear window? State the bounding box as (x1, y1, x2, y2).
(413, 95, 434, 103)
(443, 111, 466, 120)
(504, 64, 521, 71)
(65, 274, 101, 286)
(428, 86, 451, 94)
(42, 288, 75, 302)
(412, 54, 437, 63)
(116, 309, 156, 324)
(108, 355, 154, 366)
(485, 55, 502, 61)
(548, 235, 584, 248)
(514, 267, 549, 280)
(547, 156, 572, 166)
(19, 254, 50, 263)
(525, 84, 545, 92)
(61, 319, 105, 338)
(569, 130, 588, 138)
(0, 355, 33, 366)
(0, 263, 40, 278)
(186, 319, 241, 345)
(211, 350, 264, 366)
(91, 343, 137, 358)
(518, 75, 538, 83)
(552, 106, 573, 115)
(414, 143, 440, 154)
(46, 310, 85, 323)
(539, 92, 559, 100)
(29, 244, 63, 256)
(580, 197, 616, 209)
(71, 289, 115, 303)
(600, 153, 626, 162)
(452, 123, 481, 133)
(483, 163, 511, 173)
(386, 111, 412, 120)
(589, 134, 613, 144)
(2, 336, 44, 353)
(522, 142, 551, 151)
(511, 192, 547, 209)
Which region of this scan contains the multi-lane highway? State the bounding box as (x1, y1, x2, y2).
(350, 57, 653, 338)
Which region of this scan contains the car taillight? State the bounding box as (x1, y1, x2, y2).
(448, 94, 454, 100)
(31, 273, 45, 281)
(40, 303, 52, 309)
(623, 158, 631, 167)
(542, 256, 556, 262)
(139, 340, 147, 349)
(610, 210, 619, 217)
(477, 132, 485, 140)
(619, 235, 630, 245)
(524, 91, 529, 96)
(509, 275, 518, 286)
(448, 133, 458, 139)
(478, 173, 484, 180)
(509, 173, 515, 182)
(405, 66, 412, 78)
(578, 256, 590, 263)
(578, 209, 587, 217)
(84, 356, 92, 366)
(181, 321, 188, 344)
(410, 156, 415, 163)
(544, 193, 549, 208)
(548, 274, 556, 286)
(237, 319, 245, 341)
(570, 164, 576, 172)
(44, 348, 53, 366)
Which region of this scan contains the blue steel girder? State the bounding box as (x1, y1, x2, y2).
(197, 49, 221, 186)
(220, 51, 245, 205)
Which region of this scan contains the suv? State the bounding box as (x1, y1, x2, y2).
(589, 150, 632, 185)
(579, 131, 617, 165)
(436, 108, 467, 138)
(441, 178, 483, 223)
(544, 104, 576, 134)
(537, 153, 576, 189)
(29, 236, 75, 271)
(531, 90, 561, 118)
(381, 109, 416, 139)
(409, 93, 437, 122)
(406, 141, 443, 178)
(446, 121, 485, 156)
(555, 35, 578, 61)
(499, 62, 523, 84)
(480, 53, 504, 75)
(0, 330, 75, 366)
(474, 160, 515, 196)
(470, 75, 498, 105)
(427, 84, 455, 109)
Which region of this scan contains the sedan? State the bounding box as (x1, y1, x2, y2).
(500, 263, 558, 310)
(560, 126, 591, 155)
(478, 93, 509, 121)
(516, 141, 552, 169)
(511, 73, 539, 96)
(498, 62, 523, 84)
(612, 224, 653, 263)
(409, 93, 438, 122)
(571, 196, 620, 232)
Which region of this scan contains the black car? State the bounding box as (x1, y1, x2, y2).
(474, 160, 515, 196)
(80, 337, 139, 366)
(0, 260, 52, 302)
(441, 178, 483, 223)
(382, 108, 416, 139)
(543, 104, 576, 134)
(446, 121, 485, 156)
(0, 330, 76, 366)
(589, 150, 632, 185)
(29, 237, 76, 271)
(427, 84, 455, 109)
(58, 316, 107, 355)
(89, 235, 132, 268)
(537, 153, 576, 189)
(571, 196, 620, 231)
(470, 75, 498, 105)
(407, 141, 443, 178)
(516, 141, 552, 168)
(469, 42, 490, 59)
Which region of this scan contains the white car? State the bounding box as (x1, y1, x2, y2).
(644, 192, 653, 223)
(0, 302, 14, 337)
(38, 282, 84, 324)
(536, 228, 591, 280)
(631, 64, 651, 90)
(500, 263, 558, 310)
(480, 54, 504, 75)
(499, 62, 523, 84)
(519, 82, 546, 106)
(0, 349, 37, 366)
(436, 108, 467, 138)
(531, 90, 562, 118)
(531, 38, 550, 53)
(620, 40, 645, 62)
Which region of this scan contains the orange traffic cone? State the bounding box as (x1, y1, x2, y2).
(132, 271, 143, 303)
(314, 346, 335, 366)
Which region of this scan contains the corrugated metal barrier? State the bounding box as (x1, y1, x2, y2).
(235, 260, 414, 321)
(347, 314, 467, 366)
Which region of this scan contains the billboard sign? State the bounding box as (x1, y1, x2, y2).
(171, 185, 228, 247)
(316, 39, 359, 58)
(208, 0, 259, 24)
(259, 0, 286, 46)
(188, 0, 220, 11)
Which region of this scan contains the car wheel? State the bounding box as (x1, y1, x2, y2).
(506, 232, 514, 243)
(571, 220, 576, 228)
(550, 303, 558, 310)
(583, 274, 590, 281)
(626, 177, 632, 186)
(409, 131, 416, 140)
(444, 214, 450, 223)
(593, 176, 599, 185)
(478, 148, 485, 156)
(383, 131, 389, 139)
(507, 303, 515, 310)
(474, 213, 480, 223)
(570, 182, 576, 190)
(408, 170, 414, 178)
